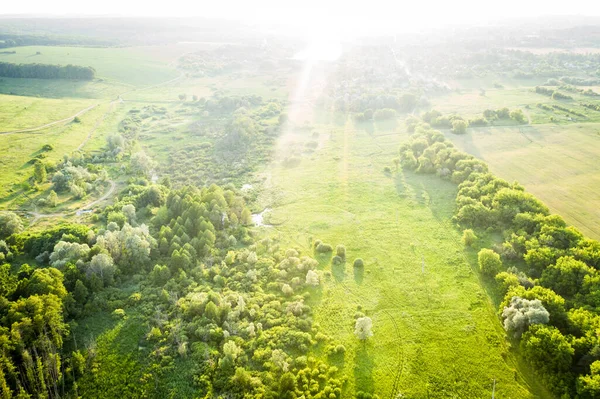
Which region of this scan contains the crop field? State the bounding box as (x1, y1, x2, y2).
(251, 119, 551, 398)
(445, 122, 600, 240)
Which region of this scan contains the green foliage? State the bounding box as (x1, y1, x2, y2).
(0, 212, 24, 239)
(451, 119, 467, 134)
(0, 61, 95, 80)
(478, 249, 502, 276)
(521, 325, 574, 395)
(462, 229, 477, 247)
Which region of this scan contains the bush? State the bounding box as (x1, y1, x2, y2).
(478, 248, 502, 276)
(451, 119, 467, 134)
(373, 108, 397, 120)
(316, 243, 333, 253)
(462, 229, 477, 247)
(336, 244, 346, 260)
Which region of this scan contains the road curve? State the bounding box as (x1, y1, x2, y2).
(0, 104, 99, 135)
(25, 179, 116, 224)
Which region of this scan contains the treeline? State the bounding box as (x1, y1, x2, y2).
(535, 86, 573, 100)
(398, 123, 600, 397)
(0, 33, 115, 48)
(417, 107, 526, 133)
(0, 61, 95, 80)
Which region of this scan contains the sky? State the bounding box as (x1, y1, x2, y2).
(3, 0, 600, 35)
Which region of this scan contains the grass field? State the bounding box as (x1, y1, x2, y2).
(0, 46, 180, 87)
(0, 93, 98, 130)
(0, 100, 130, 207)
(445, 123, 600, 240)
(252, 117, 551, 398)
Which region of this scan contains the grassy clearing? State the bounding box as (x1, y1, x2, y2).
(0, 46, 180, 87)
(0, 93, 97, 130)
(445, 123, 600, 240)
(0, 101, 129, 206)
(123, 74, 291, 102)
(254, 118, 550, 398)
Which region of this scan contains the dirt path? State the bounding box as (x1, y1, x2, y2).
(0, 104, 99, 135)
(27, 180, 116, 224)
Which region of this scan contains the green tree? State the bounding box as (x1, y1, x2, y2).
(540, 256, 595, 298)
(48, 190, 58, 207)
(0, 211, 24, 239)
(33, 161, 47, 184)
(462, 229, 477, 247)
(521, 325, 573, 391)
(478, 248, 502, 276)
(451, 119, 467, 134)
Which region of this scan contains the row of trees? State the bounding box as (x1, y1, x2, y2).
(0, 61, 95, 80)
(398, 122, 600, 397)
(419, 107, 526, 132)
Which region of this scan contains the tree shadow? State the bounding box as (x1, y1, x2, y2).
(353, 265, 364, 285)
(354, 344, 375, 395)
(332, 261, 345, 282)
(355, 120, 375, 135)
(375, 119, 398, 131)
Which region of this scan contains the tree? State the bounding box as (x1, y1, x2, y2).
(73, 279, 88, 302)
(510, 109, 527, 124)
(336, 244, 346, 260)
(122, 204, 136, 226)
(0, 211, 24, 239)
(462, 229, 477, 247)
(306, 270, 319, 286)
(87, 253, 117, 286)
(478, 248, 502, 276)
(130, 151, 156, 178)
(451, 119, 467, 134)
(178, 93, 187, 101)
(520, 325, 574, 390)
(578, 360, 600, 397)
(33, 161, 47, 184)
(49, 241, 90, 269)
(540, 256, 595, 298)
(48, 190, 58, 207)
(355, 317, 373, 340)
(502, 296, 549, 338)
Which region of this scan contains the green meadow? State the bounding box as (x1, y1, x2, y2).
(251, 118, 551, 398)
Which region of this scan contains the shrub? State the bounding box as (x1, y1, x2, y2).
(373, 108, 397, 120)
(451, 119, 467, 134)
(462, 229, 477, 247)
(316, 243, 333, 253)
(336, 244, 346, 260)
(478, 248, 502, 276)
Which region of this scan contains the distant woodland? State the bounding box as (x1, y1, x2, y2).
(0, 62, 95, 80)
